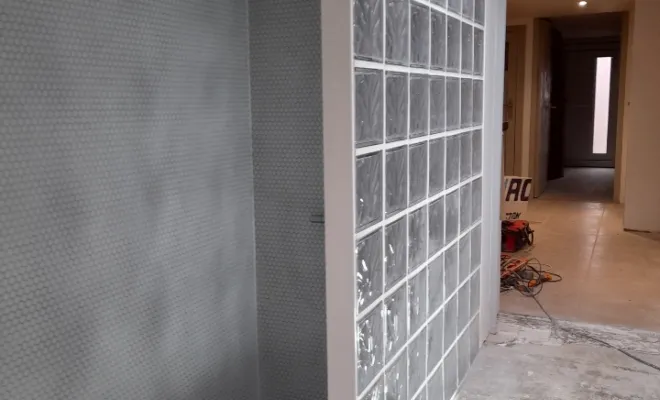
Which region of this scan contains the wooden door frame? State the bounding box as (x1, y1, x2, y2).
(505, 25, 526, 176)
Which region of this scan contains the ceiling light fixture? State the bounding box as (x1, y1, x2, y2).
(578, 1, 588, 7)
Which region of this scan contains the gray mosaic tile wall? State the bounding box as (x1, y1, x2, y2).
(248, 0, 327, 399)
(0, 1, 258, 399)
(353, 0, 485, 399)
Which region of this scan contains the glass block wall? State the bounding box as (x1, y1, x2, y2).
(353, 0, 485, 399)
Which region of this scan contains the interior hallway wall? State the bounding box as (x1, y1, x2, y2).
(0, 1, 258, 399)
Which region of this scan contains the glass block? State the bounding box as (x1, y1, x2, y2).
(446, 16, 461, 72)
(474, 28, 484, 75)
(446, 136, 460, 189)
(428, 256, 444, 314)
(411, 4, 430, 67)
(472, 129, 482, 175)
(386, 217, 407, 289)
(385, 287, 407, 360)
(386, 147, 407, 215)
(428, 197, 444, 257)
(461, 23, 473, 74)
(356, 152, 383, 230)
(409, 206, 427, 270)
(358, 306, 384, 393)
(460, 183, 472, 234)
(354, 0, 383, 61)
(446, 77, 460, 131)
(469, 319, 479, 363)
(429, 138, 445, 195)
(387, 73, 408, 142)
(473, 79, 483, 126)
(471, 224, 481, 272)
(427, 309, 444, 371)
(409, 143, 427, 205)
(357, 230, 384, 312)
(356, 69, 384, 147)
(387, 0, 409, 65)
(408, 328, 427, 396)
(427, 363, 443, 400)
(430, 11, 446, 70)
(460, 132, 471, 181)
(472, 178, 482, 224)
(470, 274, 480, 318)
(385, 353, 408, 400)
(461, 79, 473, 129)
(444, 294, 458, 353)
(458, 281, 470, 332)
(410, 76, 429, 138)
(444, 243, 458, 299)
(458, 330, 470, 384)
(409, 267, 427, 335)
(431, 0, 446, 7)
(444, 345, 458, 400)
(475, 0, 485, 25)
(448, 0, 461, 14)
(430, 77, 445, 134)
(462, 0, 474, 19)
(459, 234, 470, 283)
(413, 387, 427, 400)
(445, 189, 459, 243)
(365, 378, 385, 400)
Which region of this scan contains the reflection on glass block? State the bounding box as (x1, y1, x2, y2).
(473, 79, 483, 126)
(385, 353, 408, 400)
(386, 147, 407, 215)
(409, 206, 428, 270)
(470, 275, 480, 318)
(459, 329, 470, 383)
(428, 256, 444, 314)
(429, 138, 445, 195)
(365, 377, 384, 400)
(445, 189, 459, 243)
(428, 363, 444, 400)
(470, 318, 479, 363)
(409, 143, 428, 205)
(444, 243, 458, 299)
(411, 4, 430, 67)
(472, 178, 482, 224)
(462, 0, 474, 19)
(354, 0, 383, 61)
(459, 234, 470, 283)
(385, 287, 407, 360)
(428, 309, 444, 370)
(444, 295, 458, 353)
(387, 0, 409, 65)
(431, 11, 446, 70)
(387, 73, 408, 142)
(430, 77, 446, 134)
(447, 16, 461, 72)
(471, 224, 481, 272)
(356, 152, 383, 230)
(408, 328, 427, 396)
(357, 230, 384, 312)
(458, 281, 470, 331)
(431, 0, 446, 8)
(446, 77, 460, 131)
(356, 69, 384, 147)
(460, 132, 471, 181)
(474, 28, 484, 76)
(444, 345, 458, 400)
(475, 0, 485, 25)
(448, 0, 461, 14)
(410, 76, 429, 137)
(460, 183, 472, 234)
(386, 217, 407, 289)
(414, 387, 427, 400)
(472, 129, 482, 175)
(461, 79, 473, 129)
(409, 267, 427, 335)
(461, 23, 473, 74)
(358, 306, 384, 393)
(429, 197, 444, 257)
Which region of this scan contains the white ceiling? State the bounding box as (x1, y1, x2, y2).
(507, 0, 632, 20)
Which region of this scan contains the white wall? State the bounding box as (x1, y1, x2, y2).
(623, 0, 660, 231)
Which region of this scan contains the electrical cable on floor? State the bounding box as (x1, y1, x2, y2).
(501, 255, 660, 373)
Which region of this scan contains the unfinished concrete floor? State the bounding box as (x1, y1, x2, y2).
(542, 168, 614, 202)
(500, 199, 660, 332)
(458, 314, 660, 399)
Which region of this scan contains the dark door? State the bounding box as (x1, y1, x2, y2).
(547, 27, 565, 180)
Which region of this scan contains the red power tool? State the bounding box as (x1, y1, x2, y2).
(501, 220, 534, 253)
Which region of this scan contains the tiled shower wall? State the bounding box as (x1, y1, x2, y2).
(353, 0, 485, 399)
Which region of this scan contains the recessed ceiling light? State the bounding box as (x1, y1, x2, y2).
(578, 1, 588, 7)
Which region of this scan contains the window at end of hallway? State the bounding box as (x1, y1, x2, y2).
(592, 57, 612, 155)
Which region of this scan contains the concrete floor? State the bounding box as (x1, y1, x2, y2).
(542, 168, 614, 202)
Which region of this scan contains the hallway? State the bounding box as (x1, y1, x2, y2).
(500, 199, 660, 332)
(542, 168, 614, 202)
